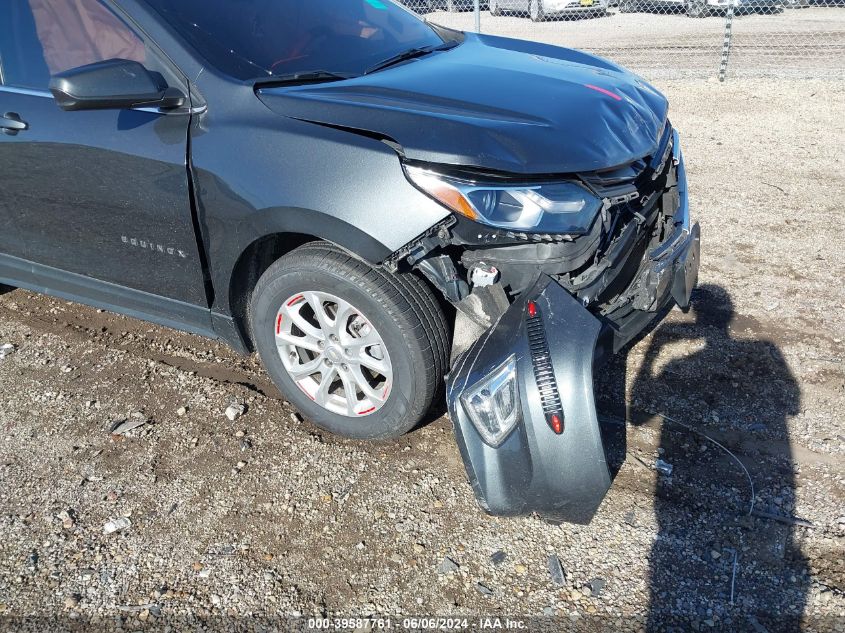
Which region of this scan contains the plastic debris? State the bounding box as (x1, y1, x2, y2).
(588, 577, 606, 597)
(475, 582, 494, 596)
(437, 556, 460, 574)
(654, 459, 674, 476)
(548, 554, 566, 586)
(109, 416, 148, 435)
(490, 550, 507, 566)
(0, 343, 15, 360)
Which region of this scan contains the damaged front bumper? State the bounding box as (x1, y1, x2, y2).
(603, 133, 701, 352)
(446, 140, 700, 524)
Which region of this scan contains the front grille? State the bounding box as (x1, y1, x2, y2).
(579, 121, 674, 201)
(583, 159, 649, 189)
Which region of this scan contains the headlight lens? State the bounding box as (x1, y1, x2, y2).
(460, 356, 521, 447)
(405, 165, 603, 235)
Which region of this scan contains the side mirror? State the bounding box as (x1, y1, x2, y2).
(49, 59, 185, 112)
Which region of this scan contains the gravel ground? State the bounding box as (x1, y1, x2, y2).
(426, 7, 845, 78)
(1, 79, 844, 632)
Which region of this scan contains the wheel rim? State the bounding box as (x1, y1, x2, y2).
(275, 291, 393, 418)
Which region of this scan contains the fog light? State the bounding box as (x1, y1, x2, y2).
(460, 356, 521, 447)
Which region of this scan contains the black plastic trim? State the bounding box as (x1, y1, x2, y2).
(0, 252, 230, 345)
(525, 308, 565, 432)
(185, 112, 216, 308)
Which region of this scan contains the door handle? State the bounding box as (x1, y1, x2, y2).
(1, 113, 28, 135)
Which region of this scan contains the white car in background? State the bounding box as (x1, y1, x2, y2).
(618, 0, 782, 14)
(491, 0, 609, 20)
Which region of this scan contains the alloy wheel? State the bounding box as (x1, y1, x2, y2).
(275, 291, 393, 418)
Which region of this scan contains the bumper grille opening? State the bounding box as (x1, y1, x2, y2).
(526, 304, 565, 434)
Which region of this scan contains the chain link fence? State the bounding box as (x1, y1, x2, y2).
(400, 0, 845, 80)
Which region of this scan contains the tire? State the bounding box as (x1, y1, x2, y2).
(530, 0, 546, 20)
(250, 241, 449, 441)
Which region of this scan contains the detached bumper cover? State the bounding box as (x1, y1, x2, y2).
(448, 279, 610, 524)
(447, 137, 700, 524)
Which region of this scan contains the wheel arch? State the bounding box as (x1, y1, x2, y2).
(222, 208, 396, 351)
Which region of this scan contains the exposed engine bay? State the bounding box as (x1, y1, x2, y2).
(385, 124, 700, 524)
(388, 123, 694, 358)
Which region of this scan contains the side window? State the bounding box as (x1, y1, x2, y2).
(2, 0, 146, 91)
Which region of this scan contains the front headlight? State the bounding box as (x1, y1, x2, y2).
(460, 356, 521, 447)
(405, 165, 603, 235)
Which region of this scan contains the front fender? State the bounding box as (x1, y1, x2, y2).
(447, 277, 612, 524)
(235, 207, 394, 266)
(189, 103, 451, 316)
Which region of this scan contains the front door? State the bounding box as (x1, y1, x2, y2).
(0, 0, 207, 307)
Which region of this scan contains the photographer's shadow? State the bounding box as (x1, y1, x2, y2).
(601, 284, 809, 630)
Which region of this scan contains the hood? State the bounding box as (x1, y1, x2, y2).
(256, 33, 669, 175)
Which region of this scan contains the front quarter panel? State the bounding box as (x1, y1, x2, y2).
(188, 92, 450, 313)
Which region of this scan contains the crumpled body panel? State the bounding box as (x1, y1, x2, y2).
(447, 278, 612, 524)
(446, 211, 700, 524)
(257, 33, 669, 175)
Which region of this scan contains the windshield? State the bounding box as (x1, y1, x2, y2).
(141, 0, 446, 81)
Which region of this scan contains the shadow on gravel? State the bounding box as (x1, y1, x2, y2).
(599, 284, 809, 631)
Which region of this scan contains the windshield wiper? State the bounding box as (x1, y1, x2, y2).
(365, 42, 458, 75)
(253, 70, 358, 88)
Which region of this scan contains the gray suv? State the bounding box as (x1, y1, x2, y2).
(0, 0, 699, 523)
